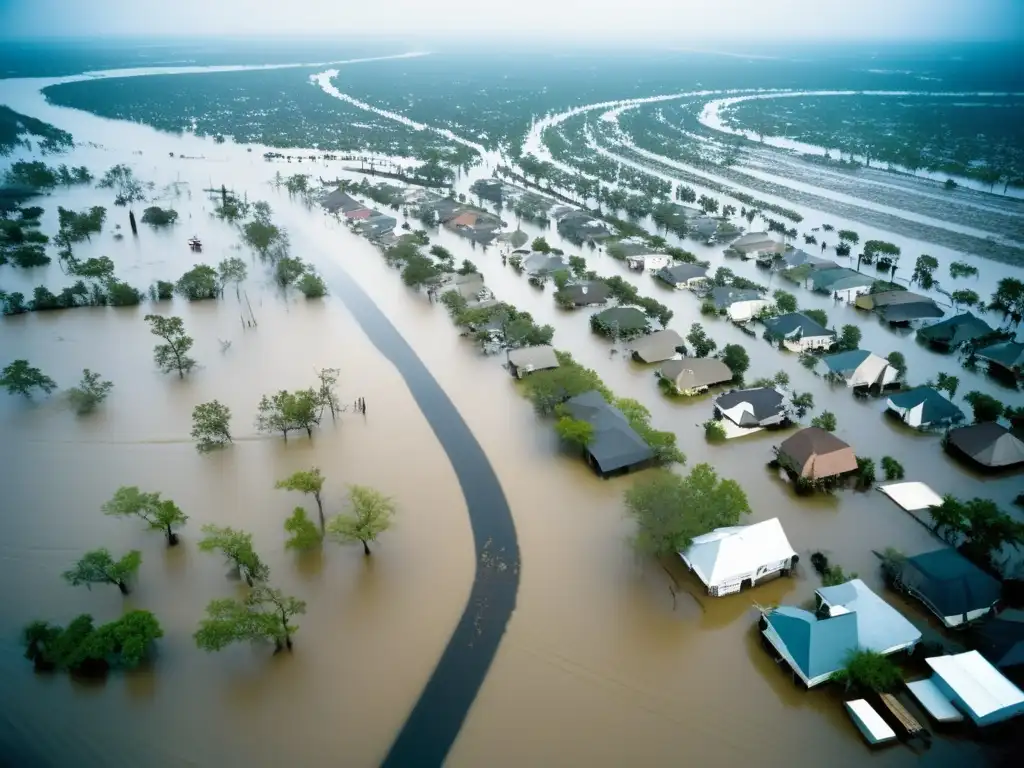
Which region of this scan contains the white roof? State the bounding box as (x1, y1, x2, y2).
(680, 518, 796, 588)
(817, 578, 922, 655)
(844, 699, 897, 744)
(878, 481, 944, 512)
(927, 651, 1024, 719)
(906, 678, 964, 722)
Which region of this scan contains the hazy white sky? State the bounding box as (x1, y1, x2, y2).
(1, 0, 1021, 40)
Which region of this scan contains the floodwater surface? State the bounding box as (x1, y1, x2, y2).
(1, 63, 1022, 768)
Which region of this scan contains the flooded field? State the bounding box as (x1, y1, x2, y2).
(1, 63, 1023, 768)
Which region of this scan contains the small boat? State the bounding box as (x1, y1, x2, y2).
(188, 236, 203, 252)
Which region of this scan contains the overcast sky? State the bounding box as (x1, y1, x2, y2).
(1, 0, 1021, 41)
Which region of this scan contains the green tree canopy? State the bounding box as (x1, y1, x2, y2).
(217, 257, 247, 296)
(198, 525, 269, 586)
(276, 468, 326, 532)
(1, 359, 57, 398)
(284, 507, 323, 550)
(102, 485, 188, 545)
(256, 389, 321, 440)
(554, 415, 594, 449)
(194, 586, 306, 654)
(521, 351, 611, 415)
(144, 314, 196, 378)
(175, 264, 220, 301)
(811, 411, 838, 432)
(327, 485, 396, 555)
(624, 465, 751, 557)
(67, 368, 113, 415)
(837, 324, 861, 352)
(963, 391, 1004, 423)
(62, 548, 142, 595)
(141, 206, 178, 226)
(720, 344, 750, 379)
(804, 308, 828, 327)
(686, 323, 717, 358)
(191, 400, 233, 452)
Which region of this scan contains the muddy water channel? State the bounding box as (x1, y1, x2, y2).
(1, 69, 1022, 767)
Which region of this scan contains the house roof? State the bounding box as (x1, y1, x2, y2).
(947, 422, 1024, 468)
(321, 188, 364, 213)
(917, 312, 994, 346)
(681, 518, 796, 589)
(881, 301, 946, 323)
(926, 651, 1024, 721)
(809, 268, 875, 292)
(823, 349, 872, 375)
(710, 286, 764, 309)
(764, 606, 859, 682)
(763, 312, 835, 341)
(593, 306, 649, 331)
(631, 329, 684, 363)
(660, 358, 733, 391)
(728, 232, 777, 251)
(782, 249, 836, 270)
(856, 289, 923, 309)
(778, 427, 858, 479)
(887, 386, 965, 426)
(556, 281, 611, 305)
(524, 252, 568, 275)
(657, 263, 709, 284)
(900, 549, 1002, 619)
(878, 481, 944, 512)
(714, 387, 786, 425)
(817, 579, 922, 655)
(345, 208, 374, 220)
(974, 610, 1024, 668)
(976, 340, 1024, 371)
(563, 390, 653, 473)
(507, 345, 559, 372)
(448, 211, 479, 228)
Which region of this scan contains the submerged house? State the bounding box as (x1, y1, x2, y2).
(507, 346, 559, 379)
(321, 188, 364, 214)
(760, 578, 921, 688)
(680, 518, 797, 596)
(626, 253, 672, 272)
(762, 312, 836, 352)
(976, 340, 1024, 378)
(922, 651, 1024, 726)
(808, 268, 875, 303)
(631, 329, 685, 364)
(562, 390, 653, 476)
(776, 427, 858, 480)
(355, 212, 398, 240)
(945, 422, 1024, 469)
(725, 231, 778, 257)
(856, 290, 944, 324)
(655, 263, 710, 291)
(708, 286, 771, 322)
(554, 281, 611, 308)
(891, 548, 1002, 627)
(974, 609, 1024, 670)
(885, 386, 965, 429)
(822, 349, 900, 390)
(714, 387, 789, 429)
(591, 306, 651, 340)
(523, 252, 568, 277)
(659, 358, 734, 396)
(917, 312, 994, 351)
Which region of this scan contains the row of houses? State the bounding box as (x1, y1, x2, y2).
(322, 188, 399, 240)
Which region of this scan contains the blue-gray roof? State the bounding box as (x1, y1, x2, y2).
(563, 391, 653, 473)
(887, 386, 965, 426)
(710, 286, 763, 309)
(900, 549, 1002, 619)
(809, 268, 875, 292)
(763, 312, 835, 341)
(976, 340, 1024, 370)
(917, 312, 994, 347)
(823, 349, 872, 375)
(656, 264, 708, 285)
(765, 606, 859, 681)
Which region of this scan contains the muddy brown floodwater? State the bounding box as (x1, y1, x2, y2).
(1, 68, 1022, 768)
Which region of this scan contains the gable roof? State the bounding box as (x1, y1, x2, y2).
(714, 387, 786, 425)
(809, 268, 875, 292)
(593, 306, 649, 331)
(781, 249, 836, 270)
(855, 289, 924, 310)
(880, 301, 946, 323)
(947, 422, 1024, 468)
(822, 349, 872, 374)
(556, 280, 611, 305)
(917, 312, 994, 346)
(563, 390, 653, 473)
(900, 549, 1002, 619)
(321, 188, 364, 213)
(507, 345, 559, 373)
(816, 579, 922, 655)
(728, 232, 777, 251)
(631, 329, 685, 363)
(657, 263, 709, 284)
(660, 358, 734, 391)
(778, 427, 858, 479)
(976, 340, 1024, 371)
(926, 651, 1024, 723)
(974, 610, 1024, 668)
(887, 386, 965, 426)
(763, 312, 835, 341)
(764, 606, 859, 682)
(523, 252, 568, 275)
(681, 518, 796, 588)
(709, 286, 764, 309)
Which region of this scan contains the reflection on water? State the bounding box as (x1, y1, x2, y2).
(0, 66, 1021, 768)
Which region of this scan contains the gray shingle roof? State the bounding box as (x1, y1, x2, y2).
(563, 391, 653, 473)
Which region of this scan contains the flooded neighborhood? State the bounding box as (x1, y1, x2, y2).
(1, 18, 1023, 768)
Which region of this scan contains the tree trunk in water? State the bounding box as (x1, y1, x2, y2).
(244, 570, 253, 587)
(129, 210, 137, 236)
(167, 526, 179, 546)
(316, 498, 325, 534)
(362, 539, 371, 556)
(306, 425, 312, 438)
(117, 581, 129, 595)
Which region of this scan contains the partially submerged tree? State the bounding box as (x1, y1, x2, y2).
(194, 586, 306, 654)
(327, 485, 396, 555)
(140, 207, 178, 227)
(256, 389, 320, 440)
(198, 524, 269, 586)
(144, 314, 196, 378)
(803, 308, 828, 327)
(97, 164, 145, 233)
(837, 325, 861, 352)
(935, 372, 959, 400)
(284, 507, 323, 550)
(217, 257, 247, 298)
(624, 465, 750, 557)
(1, 359, 57, 398)
(811, 411, 838, 432)
(686, 323, 717, 358)
(62, 548, 141, 595)
(191, 400, 232, 452)
(275, 255, 306, 288)
(886, 351, 907, 381)
(23, 610, 162, 673)
(298, 271, 327, 298)
(720, 344, 750, 379)
(276, 468, 327, 532)
(881, 456, 905, 481)
(912, 254, 940, 289)
(102, 486, 188, 545)
(554, 415, 594, 450)
(175, 264, 220, 301)
(315, 368, 340, 420)
(963, 391, 1004, 423)
(833, 649, 902, 694)
(67, 369, 113, 415)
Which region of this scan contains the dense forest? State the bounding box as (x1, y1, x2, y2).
(0, 106, 74, 155)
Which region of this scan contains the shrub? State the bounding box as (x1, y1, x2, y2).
(880, 456, 905, 481)
(704, 419, 726, 443)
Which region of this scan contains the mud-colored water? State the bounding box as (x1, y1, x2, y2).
(1, 65, 1022, 768)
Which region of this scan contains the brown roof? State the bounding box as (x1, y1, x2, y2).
(778, 427, 857, 479)
(448, 212, 479, 228)
(660, 358, 733, 391)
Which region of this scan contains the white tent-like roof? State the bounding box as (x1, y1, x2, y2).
(680, 518, 796, 590)
(927, 651, 1024, 725)
(878, 482, 944, 512)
